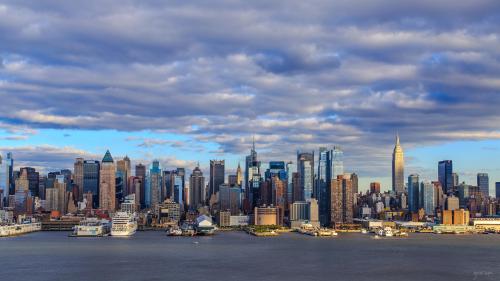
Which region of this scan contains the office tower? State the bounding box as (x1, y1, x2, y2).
(228, 175, 238, 187)
(245, 140, 261, 209)
(135, 163, 146, 208)
(219, 183, 241, 215)
(477, 173, 489, 197)
(209, 160, 225, 201)
(175, 168, 186, 206)
(370, 182, 381, 194)
(392, 134, 405, 193)
(265, 161, 287, 181)
(332, 146, 344, 180)
(433, 181, 444, 210)
(408, 174, 419, 213)
(45, 187, 59, 211)
(127, 176, 142, 209)
(350, 173, 358, 194)
(163, 170, 174, 200)
(452, 173, 459, 188)
(0, 154, 8, 205)
(286, 162, 296, 205)
(290, 201, 310, 228)
(20, 167, 39, 197)
(292, 172, 301, 202)
(297, 151, 314, 201)
(421, 182, 435, 215)
(15, 169, 29, 193)
(54, 175, 66, 214)
(317, 147, 332, 227)
(74, 158, 84, 201)
(236, 163, 243, 187)
(330, 175, 353, 226)
(496, 182, 500, 198)
(38, 176, 46, 201)
(189, 165, 205, 210)
(438, 160, 453, 194)
(83, 160, 100, 209)
(116, 156, 131, 196)
(99, 150, 116, 213)
(115, 169, 124, 207)
(147, 160, 162, 209)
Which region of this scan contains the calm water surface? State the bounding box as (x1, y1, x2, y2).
(1, 231, 499, 281)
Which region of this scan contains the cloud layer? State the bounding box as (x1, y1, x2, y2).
(1, 1, 500, 184)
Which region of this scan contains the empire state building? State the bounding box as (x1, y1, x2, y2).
(392, 134, 405, 193)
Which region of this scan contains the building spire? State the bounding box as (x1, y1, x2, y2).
(396, 132, 400, 146)
(252, 135, 255, 151)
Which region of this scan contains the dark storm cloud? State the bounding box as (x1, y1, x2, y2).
(1, 0, 500, 178)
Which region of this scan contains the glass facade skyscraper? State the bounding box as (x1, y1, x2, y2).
(438, 160, 453, 194)
(422, 182, 435, 215)
(83, 160, 100, 209)
(408, 174, 419, 213)
(477, 173, 489, 197)
(297, 151, 314, 201)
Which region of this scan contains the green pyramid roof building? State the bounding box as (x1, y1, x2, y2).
(102, 150, 114, 163)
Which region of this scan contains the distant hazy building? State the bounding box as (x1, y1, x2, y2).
(83, 160, 100, 209)
(452, 173, 459, 188)
(496, 182, 500, 198)
(438, 160, 453, 194)
(392, 134, 405, 193)
(330, 175, 353, 226)
(209, 160, 225, 201)
(408, 174, 419, 213)
(297, 151, 314, 201)
(477, 173, 489, 197)
(189, 165, 205, 210)
(99, 150, 116, 213)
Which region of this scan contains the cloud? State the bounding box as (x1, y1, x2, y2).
(1, 0, 500, 182)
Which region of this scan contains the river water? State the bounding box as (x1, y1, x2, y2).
(1, 231, 499, 281)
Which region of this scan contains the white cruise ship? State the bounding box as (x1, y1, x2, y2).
(72, 218, 111, 237)
(0, 222, 42, 237)
(111, 212, 137, 237)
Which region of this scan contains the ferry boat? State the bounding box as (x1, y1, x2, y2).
(71, 218, 110, 237)
(111, 212, 137, 237)
(0, 222, 41, 237)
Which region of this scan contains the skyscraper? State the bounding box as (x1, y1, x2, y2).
(392, 134, 405, 193)
(477, 173, 489, 197)
(297, 151, 314, 201)
(74, 158, 84, 201)
(408, 174, 419, 213)
(135, 163, 146, 208)
(209, 160, 225, 201)
(99, 150, 116, 212)
(245, 139, 261, 209)
(496, 182, 500, 199)
(236, 163, 243, 187)
(189, 165, 205, 210)
(438, 160, 453, 194)
(83, 160, 100, 209)
(332, 146, 344, 179)
(117, 156, 131, 196)
(421, 182, 435, 215)
(330, 175, 353, 226)
(147, 160, 162, 209)
(317, 147, 332, 227)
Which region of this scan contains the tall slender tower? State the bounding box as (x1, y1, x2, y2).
(74, 158, 84, 201)
(189, 165, 205, 210)
(392, 134, 405, 193)
(236, 163, 243, 187)
(99, 150, 116, 213)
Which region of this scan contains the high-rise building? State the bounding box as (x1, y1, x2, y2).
(20, 167, 39, 198)
(370, 182, 381, 194)
(438, 160, 453, 194)
(218, 183, 241, 215)
(83, 160, 100, 209)
(245, 140, 261, 210)
(209, 160, 225, 201)
(392, 134, 405, 193)
(421, 182, 435, 215)
(189, 165, 205, 210)
(0, 154, 9, 205)
(74, 158, 84, 201)
(330, 175, 353, 226)
(408, 174, 419, 213)
(117, 156, 131, 196)
(236, 163, 243, 187)
(350, 173, 358, 194)
(477, 173, 489, 197)
(297, 151, 314, 201)
(446, 196, 459, 211)
(452, 173, 459, 188)
(286, 162, 297, 204)
(135, 163, 146, 208)
(147, 160, 162, 209)
(99, 150, 116, 213)
(317, 147, 333, 226)
(496, 182, 500, 198)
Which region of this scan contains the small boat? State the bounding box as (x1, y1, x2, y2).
(166, 228, 182, 236)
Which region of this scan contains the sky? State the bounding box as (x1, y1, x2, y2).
(0, 0, 500, 193)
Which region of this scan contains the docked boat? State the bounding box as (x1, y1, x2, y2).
(361, 229, 368, 234)
(71, 218, 110, 237)
(384, 227, 394, 237)
(0, 222, 41, 237)
(317, 228, 338, 237)
(166, 227, 183, 236)
(111, 212, 137, 237)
